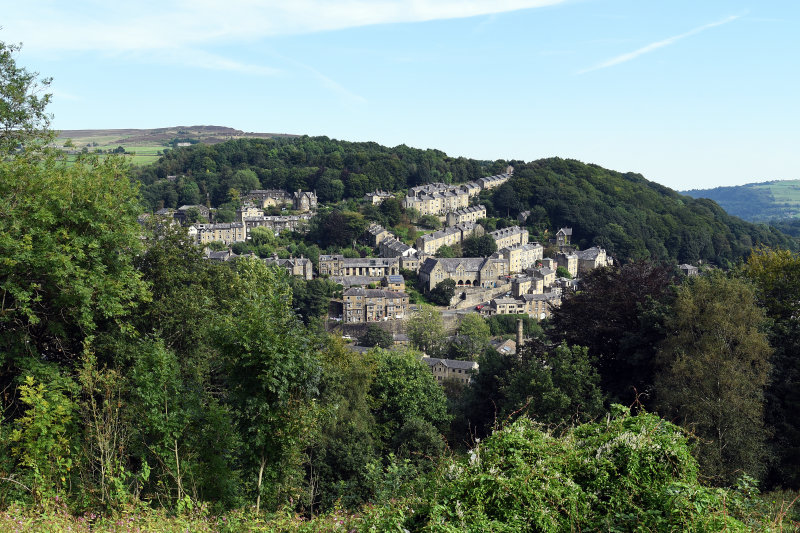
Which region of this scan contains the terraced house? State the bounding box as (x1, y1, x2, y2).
(415, 222, 477, 255)
(342, 288, 409, 323)
(445, 205, 487, 226)
(490, 225, 529, 249)
(318, 255, 400, 277)
(193, 222, 247, 245)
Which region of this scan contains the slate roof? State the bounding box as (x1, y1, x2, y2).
(421, 357, 479, 370)
(575, 246, 605, 260)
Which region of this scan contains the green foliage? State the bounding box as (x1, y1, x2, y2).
(429, 278, 456, 306)
(357, 324, 393, 348)
(555, 265, 572, 279)
(655, 272, 772, 485)
(461, 233, 497, 257)
(502, 341, 604, 426)
(368, 349, 450, 458)
(0, 41, 53, 155)
(497, 158, 795, 264)
(0, 154, 150, 364)
(550, 260, 676, 404)
(741, 248, 800, 488)
(485, 314, 542, 337)
(434, 243, 461, 258)
(309, 209, 369, 248)
(136, 137, 493, 210)
(7, 374, 77, 506)
(420, 409, 761, 531)
(406, 304, 446, 356)
(418, 214, 441, 230)
(289, 277, 341, 325)
(450, 313, 491, 360)
(215, 258, 319, 512)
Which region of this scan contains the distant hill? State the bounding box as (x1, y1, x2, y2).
(132, 136, 796, 265)
(682, 180, 800, 222)
(57, 125, 297, 146)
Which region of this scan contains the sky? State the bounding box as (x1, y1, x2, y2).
(3, 0, 798, 190)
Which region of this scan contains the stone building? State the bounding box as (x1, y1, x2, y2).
(415, 223, 477, 255)
(342, 288, 409, 323)
(263, 256, 314, 280)
(194, 222, 247, 245)
(293, 190, 318, 212)
(445, 205, 486, 227)
(422, 357, 479, 384)
(494, 242, 543, 273)
(418, 256, 508, 292)
(490, 225, 529, 249)
(318, 255, 400, 277)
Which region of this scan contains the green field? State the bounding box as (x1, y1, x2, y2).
(683, 179, 800, 221)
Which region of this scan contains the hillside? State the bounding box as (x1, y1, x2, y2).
(54, 125, 298, 165)
(486, 159, 796, 266)
(133, 136, 795, 266)
(682, 180, 800, 222)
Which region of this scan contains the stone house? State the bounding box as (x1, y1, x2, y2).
(679, 264, 699, 276)
(174, 204, 211, 225)
(379, 237, 417, 258)
(194, 222, 247, 245)
(415, 223, 477, 255)
(293, 190, 318, 212)
(476, 172, 511, 190)
(382, 275, 406, 292)
(445, 205, 486, 227)
(318, 255, 400, 277)
(575, 246, 610, 274)
(244, 189, 292, 208)
(263, 256, 314, 280)
(342, 288, 409, 323)
(422, 357, 479, 384)
(494, 242, 544, 273)
(236, 205, 264, 222)
(556, 227, 573, 246)
(243, 214, 312, 236)
(556, 252, 578, 278)
(363, 223, 393, 248)
(418, 256, 508, 292)
(490, 225, 529, 249)
(364, 190, 394, 205)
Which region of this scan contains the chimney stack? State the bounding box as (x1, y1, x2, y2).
(516, 318, 524, 353)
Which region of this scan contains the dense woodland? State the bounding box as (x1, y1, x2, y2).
(3, 41, 800, 529)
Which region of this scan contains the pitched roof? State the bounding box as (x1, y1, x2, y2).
(421, 357, 479, 370)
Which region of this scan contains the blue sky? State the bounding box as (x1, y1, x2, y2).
(4, 0, 798, 190)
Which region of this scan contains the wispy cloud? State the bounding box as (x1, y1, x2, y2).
(4, 1, 567, 53)
(578, 14, 742, 74)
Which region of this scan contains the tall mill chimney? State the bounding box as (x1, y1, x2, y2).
(516, 318, 524, 354)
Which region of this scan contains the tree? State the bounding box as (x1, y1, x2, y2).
(0, 153, 150, 367)
(429, 279, 456, 306)
(503, 341, 603, 426)
(451, 313, 490, 360)
(407, 304, 445, 356)
(368, 349, 450, 458)
(358, 324, 394, 348)
(461, 233, 497, 258)
(555, 266, 572, 279)
(549, 261, 676, 404)
(0, 41, 52, 155)
(435, 244, 461, 258)
(215, 259, 319, 513)
(654, 273, 771, 485)
(740, 248, 800, 488)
